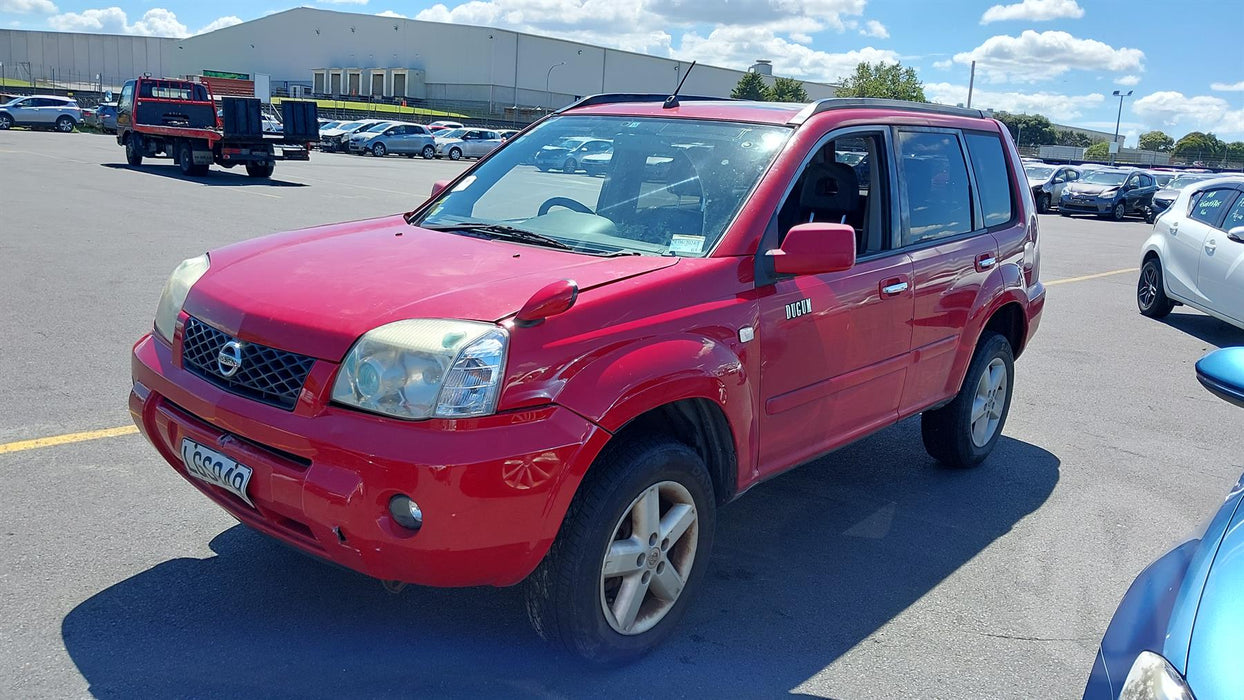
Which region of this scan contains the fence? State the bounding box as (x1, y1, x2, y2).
(1020, 144, 1243, 172)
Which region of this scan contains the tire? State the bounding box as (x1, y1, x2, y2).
(1144, 207, 1155, 225)
(921, 332, 1015, 469)
(245, 161, 274, 178)
(0, 113, 11, 130)
(177, 142, 195, 176)
(125, 133, 143, 166)
(524, 438, 716, 664)
(448, 147, 462, 161)
(563, 158, 578, 174)
(1137, 257, 1175, 318)
(372, 142, 387, 157)
(1037, 193, 1050, 214)
(1059, 211, 1071, 217)
(422, 145, 435, 159)
(1111, 202, 1127, 221)
(56, 116, 75, 133)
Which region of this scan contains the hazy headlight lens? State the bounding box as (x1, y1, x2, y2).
(1120, 651, 1195, 700)
(332, 319, 508, 420)
(153, 254, 209, 342)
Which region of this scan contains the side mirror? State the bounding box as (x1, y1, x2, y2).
(430, 180, 450, 198)
(104, 90, 114, 101)
(1196, 347, 1244, 408)
(766, 223, 856, 276)
(1228, 226, 1244, 243)
(515, 279, 578, 327)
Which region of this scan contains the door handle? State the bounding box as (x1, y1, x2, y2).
(975, 254, 997, 271)
(1205, 239, 1217, 254)
(1170, 222, 1179, 235)
(880, 280, 909, 296)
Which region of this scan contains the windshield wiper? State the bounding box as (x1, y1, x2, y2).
(421, 222, 575, 252)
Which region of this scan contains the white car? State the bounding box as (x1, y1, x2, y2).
(1024, 163, 1081, 214)
(1139, 177, 1244, 330)
(429, 120, 465, 131)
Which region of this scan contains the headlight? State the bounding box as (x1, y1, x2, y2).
(331, 319, 508, 420)
(1119, 651, 1195, 700)
(154, 254, 209, 342)
(1100, 188, 1119, 198)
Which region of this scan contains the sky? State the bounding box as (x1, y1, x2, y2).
(2, 0, 1242, 144)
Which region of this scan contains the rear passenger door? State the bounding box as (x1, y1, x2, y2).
(1193, 188, 1244, 322)
(895, 128, 1004, 415)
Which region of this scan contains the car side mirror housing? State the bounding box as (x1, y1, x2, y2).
(1228, 226, 1244, 243)
(430, 180, 450, 198)
(767, 223, 856, 276)
(1196, 347, 1244, 408)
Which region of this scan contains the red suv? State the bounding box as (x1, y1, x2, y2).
(130, 95, 1043, 662)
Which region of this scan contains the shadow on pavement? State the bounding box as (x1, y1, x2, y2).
(1158, 311, 1244, 348)
(100, 162, 307, 187)
(62, 418, 1058, 698)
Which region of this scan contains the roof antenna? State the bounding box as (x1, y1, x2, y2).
(664, 61, 697, 109)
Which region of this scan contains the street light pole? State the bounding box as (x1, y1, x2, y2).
(546, 61, 565, 111)
(1110, 89, 1132, 166)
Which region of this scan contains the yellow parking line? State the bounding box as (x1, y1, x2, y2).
(1045, 268, 1138, 286)
(0, 425, 139, 455)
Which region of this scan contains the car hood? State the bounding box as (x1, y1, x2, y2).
(184, 215, 678, 360)
(1184, 476, 1244, 697)
(1027, 177, 1049, 187)
(536, 146, 570, 157)
(1065, 183, 1116, 196)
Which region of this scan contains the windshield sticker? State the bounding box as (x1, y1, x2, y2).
(669, 234, 706, 255)
(451, 176, 476, 193)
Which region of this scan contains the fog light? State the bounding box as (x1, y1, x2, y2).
(389, 495, 423, 531)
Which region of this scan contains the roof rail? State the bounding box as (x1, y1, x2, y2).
(789, 98, 987, 125)
(556, 93, 730, 113)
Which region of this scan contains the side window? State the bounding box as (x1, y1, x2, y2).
(1223, 194, 1244, 232)
(118, 82, 134, 112)
(1190, 189, 1237, 227)
(898, 130, 973, 245)
(964, 132, 1014, 228)
(1125, 174, 1139, 189)
(775, 131, 890, 256)
(1139, 174, 1154, 188)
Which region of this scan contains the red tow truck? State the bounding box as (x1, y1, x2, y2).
(114, 76, 318, 178)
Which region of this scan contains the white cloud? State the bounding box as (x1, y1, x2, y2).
(1114, 75, 1140, 86)
(0, 0, 58, 14)
(195, 16, 242, 34)
(925, 81, 1104, 121)
(1211, 80, 1244, 92)
(376, 10, 407, 17)
(981, 0, 1084, 24)
(933, 59, 953, 70)
(49, 7, 187, 36)
(953, 30, 1143, 82)
(1132, 91, 1244, 139)
(859, 19, 888, 38)
(677, 26, 898, 82)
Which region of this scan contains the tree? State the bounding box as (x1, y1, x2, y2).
(1137, 130, 1174, 152)
(1227, 141, 1244, 166)
(993, 111, 1056, 147)
(1084, 141, 1110, 160)
(1054, 129, 1093, 148)
(1173, 131, 1226, 161)
(836, 61, 926, 102)
(766, 76, 808, 103)
(731, 71, 768, 101)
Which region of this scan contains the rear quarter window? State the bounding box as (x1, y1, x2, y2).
(964, 132, 1015, 228)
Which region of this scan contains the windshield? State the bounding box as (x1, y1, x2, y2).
(334, 121, 363, 131)
(364, 122, 392, 133)
(322, 121, 340, 130)
(1082, 170, 1128, 186)
(1152, 173, 1174, 187)
(414, 115, 790, 258)
(439, 129, 467, 139)
(1166, 174, 1214, 189)
(1024, 165, 1056, 180)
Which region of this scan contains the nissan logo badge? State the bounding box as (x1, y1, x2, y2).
(217, 340, 244, 378)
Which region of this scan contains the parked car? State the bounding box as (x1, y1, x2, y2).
(319, 119, 386, 152)
(1024, 163, 1081, 214)
(345, 121, 402, 153)
(352, 121, 436, 158)
(1083, 346, 1244, 700)
(1137, 176, 1244, 329)
(1059, 168, 1157, 221)
(0, 94, 82, 132)
(434, 128, 502, 160)
(428, 120, 465, 132)
(1145, 172, 1228, 223)
(95, 102, 118, 133)
(261, 116, 283, 134)
(498, 129, 520, 142)
(533, 136, 613, 173)
(129, 96, 1043, 663)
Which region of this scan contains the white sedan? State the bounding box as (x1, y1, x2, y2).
(1139, 176, 1244, 329)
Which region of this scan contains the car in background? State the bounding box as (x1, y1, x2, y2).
(346, 120, 402, 153)
(533, 136, 612, 173)
(319, 119, 387, 152)
(0, 94, 82, 132)
(581, 150, 678, 179)
(1083, 346, 1244, 700)
(352, 121, 436, 158)
(1138, 176, 1244, 329)
(428, 120, 465, 132)
(498, 129, 520, 142)
(1145, 172, 1229, 223)
(434, 128, 502, 160)
(1024, 163, 1081, 214)
(261, 116, 283, 134)
(94, 102, 118, 133)
(1059, 168, 1157, 221)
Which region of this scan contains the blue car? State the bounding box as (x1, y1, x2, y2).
(1085, 347, 1244, 700)
(1059, 168, 1158, 222)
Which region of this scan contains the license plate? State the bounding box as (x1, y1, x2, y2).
(180, 438, 254, 507)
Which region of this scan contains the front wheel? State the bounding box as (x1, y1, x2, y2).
(524, 438, 715, 664)
(56, 116, 75, 133)
(1137, 257, 1175, 318)
(125, 133, 143, 166)
(921, 332, 1015, 469)
(422, 145, 435, 159)
(448, 147, 462, 161)
(1144, 207, 1155, 224)
(1111, 202, 1127, 221)
(562, 158, 578, 174)
(0, 113, 12, 130)
(372, 142, 387, 157)
(1037, 193, 1050, 214)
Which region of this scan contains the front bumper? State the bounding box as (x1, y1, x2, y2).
(1059, 195, 1115, 214)
(130, 332, 608, 587)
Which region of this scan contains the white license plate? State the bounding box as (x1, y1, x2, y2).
(180, 438, 254, 507)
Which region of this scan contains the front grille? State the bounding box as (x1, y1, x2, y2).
(181, 317, 316, 410)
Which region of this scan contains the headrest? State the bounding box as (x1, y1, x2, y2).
(799, 162, 859, 212)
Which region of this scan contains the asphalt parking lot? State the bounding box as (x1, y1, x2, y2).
(2, 129, 1242, 699)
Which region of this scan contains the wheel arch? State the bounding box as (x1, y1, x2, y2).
(607, 398, 739, 506)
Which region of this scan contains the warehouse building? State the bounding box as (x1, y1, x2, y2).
(0, 7, 840, 115)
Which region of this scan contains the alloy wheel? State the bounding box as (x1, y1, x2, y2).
(970, 358, 1008, 447)
(1139, 265, 1158, 308)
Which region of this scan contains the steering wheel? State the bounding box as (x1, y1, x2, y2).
(538, 197, 592, 216)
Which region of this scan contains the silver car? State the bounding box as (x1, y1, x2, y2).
(351, 122, 437, 158)
(0, 94, 82, 132)
(435, 129, 503, 160)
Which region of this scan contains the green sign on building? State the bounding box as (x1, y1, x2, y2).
(203, 69, 251, 80)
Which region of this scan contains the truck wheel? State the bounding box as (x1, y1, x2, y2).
(524, 438, 715, 664)
(448, 147, 463, 161)
(372, 142, 387, 157)
(125, 134, 143, 166)
(56, 116, 76, 133)
(1137, 257, 1175, 318)
(0, 113, 11, 130)
(245, 161, 274, 178)
(422, 145, 435, 159)
(921, 332, 1014, 469)
(176, 142, 208, 176)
